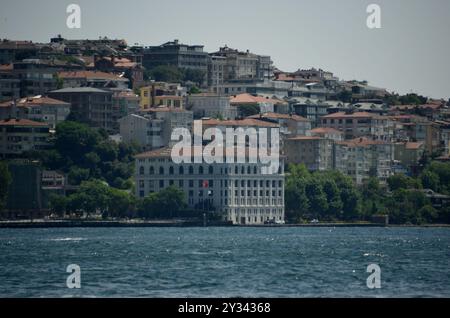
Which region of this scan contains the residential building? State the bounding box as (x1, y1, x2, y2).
(0, 40, 38, 64)
(119, 107, 193, 150)
(394, 141, 424, 173)
(207, 55, 226, 88)
(140, 82, 185, 109)
(93, 56, 144, 88)
(284, 136, 334, 171)
(321, 111, 393, 141)
(134, 146, 285, 225)
(389, 114, 441, 154)
(290, 98, 346, 128)
(334, 137, 394, 185)
(186, 93, 237, 119)
(230, 93, 288, 114)
(309, 127, 344, 141)
(57, 70, 130, 90)
(210, 46, 273, 82)
(0, 119, 50, 158)
(48, 87, 114, 132)
(0, 64, 20, 102)
(247, 112, 311, 137)
(143, 40, 208, 82)
(0, 96, 70, 129)
(13, 59, 59, 97)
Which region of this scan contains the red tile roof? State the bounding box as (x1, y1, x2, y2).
(336, 137, 389, 147)
(202, 118, 279, 128)
(0, 96, 69, 107)
(310, 127, 343, 134)
(230, 93, 287, 105)
(57, 70, 127, 81)
(247, 112, 309, 122)
(322, 111, 378, 119)
(0, 118, 48, 127)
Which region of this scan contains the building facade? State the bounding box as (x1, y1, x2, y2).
(49, 87, 114, 132)
(284, 136, 334, 171)
(0, 96, 70, 129)
(0, 119, 50, 158)
(135, 147, 285, 225)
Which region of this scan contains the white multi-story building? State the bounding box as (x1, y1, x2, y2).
(119, 107, 193, 150)
(135, 147, 285, 225)
(186, 93, 237, 119)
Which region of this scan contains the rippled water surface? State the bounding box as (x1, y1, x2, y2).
(0, 227, 449, 297)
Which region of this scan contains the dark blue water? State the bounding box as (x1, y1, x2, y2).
(0, 227, 449, 297)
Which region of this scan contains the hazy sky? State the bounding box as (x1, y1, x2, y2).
(1, 0, 449, 99)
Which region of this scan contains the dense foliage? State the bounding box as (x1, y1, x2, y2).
(285, 162, 450, 225)
(0, 161, 11, 211)
(27, 121, 140, 189)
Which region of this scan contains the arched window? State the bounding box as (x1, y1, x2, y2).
(179, 166, 184, 175)
(254, 166, 257, 174)
(169, 166, 174, 175)
(189, 166, 194, 174)
(139, 166, 144, 175)
(247, 166, 251, 174)
(209, 166, 214, 174)
(199, 166, 204, 174)
(235, 166, 238, 174)
(150, 166, 154, 175)
(159, 167, 164, 175)
(241, 166, 245, 174)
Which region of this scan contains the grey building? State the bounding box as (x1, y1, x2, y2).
(49, 87, 114, 133)
(143, 39, 208, 78)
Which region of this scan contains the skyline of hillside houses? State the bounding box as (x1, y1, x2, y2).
(0, 36, 449, 222)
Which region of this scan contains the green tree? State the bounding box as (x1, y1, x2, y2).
(149, 65, 183, 82)
(183, 69, 205, 86)
(387, 174, 420, 191)
(49, 194, 68, 217)
(138, 186, 187, 219)
(0, 161, 11, 211)
(237, 104, 260, 117)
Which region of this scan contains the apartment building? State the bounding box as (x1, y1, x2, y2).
(186, 93, 237, 119)
(48, 87, 114, 132)
(284, 136, 334, 171)
(0, 118, 50, 158)
(119, 107, 193, 150)
(0, 96, 70, 129)
(334, 137, 394, 185)
(321, 111, 393, 141)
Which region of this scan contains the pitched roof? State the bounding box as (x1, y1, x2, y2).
(230, 93, 287, 105)
(247, 112, 309, 122)
(50, 87, 110, 94)
(322, 111, 379, 119)
(336, 137, 389, 147)
(0, 96, 70, 107)
(405, 142, 423, 150)
(0, 118, 48, 127)
(57, 70, 128, 81)
(202, 118, 279, 128)
(310, 127, 343, 134)
(286, 136, 323, 141)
